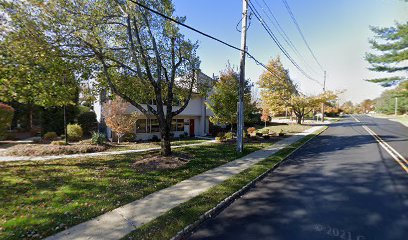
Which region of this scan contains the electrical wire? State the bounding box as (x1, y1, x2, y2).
(281, 0, 325, 72)
(127, 0, 283, 80)
(248, 0, 323, 86)
(255, 0, 320, 76)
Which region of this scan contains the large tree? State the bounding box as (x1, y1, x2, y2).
(206, 65, 253, 131)
(365, 22, 408, 86)
(11, 0, 207, 156)
(258, 57, 297, 117)
(0, 5, 79, 129)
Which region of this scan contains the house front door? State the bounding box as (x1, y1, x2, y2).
(189, 119, 195, 137)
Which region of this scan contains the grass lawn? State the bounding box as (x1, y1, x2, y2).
(256, 123, 312, 134)
(372, 114, 408, 127)
(123, 126, 328, 240)
(0, 138, 209, 157)
(0, 139, 278, 240)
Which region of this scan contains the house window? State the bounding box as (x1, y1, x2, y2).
(136, 119, 147, 133)
(171, 119, 184, 131)
(150, 119, 160, 132)
(177, 119, 184, 131)
(172, 119, 177, 131)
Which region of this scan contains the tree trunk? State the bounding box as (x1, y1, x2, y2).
(160, 126, 172, 156)
(27, 104, 34, 131)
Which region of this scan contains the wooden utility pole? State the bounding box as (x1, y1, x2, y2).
(237, 0, 248, 153)
(321, 71, 326, 122)
(395, 97, 398, 116)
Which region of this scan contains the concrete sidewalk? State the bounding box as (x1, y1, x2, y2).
(0, 140, 215, 162)
(44, 126, 324, 240)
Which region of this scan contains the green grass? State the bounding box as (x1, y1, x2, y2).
(0, 140, 277, 240)
(122, 126, 328, 240)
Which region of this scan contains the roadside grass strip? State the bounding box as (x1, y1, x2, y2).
(122, 126, 328, 240)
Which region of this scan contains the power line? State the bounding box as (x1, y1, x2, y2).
(255, 0, 320, 76)
(248, 0, 323, 86)
(281, 0, 325, 72)
(127, 0, 282, 80)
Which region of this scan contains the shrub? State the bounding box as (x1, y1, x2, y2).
(51, 140, 66, 146)
(247, 127, 256, 134)
(216, 132, 225, 138)
(256, 132, 263, 137)
(43, 132, 58, 141)
(179, 133, 186, 139)
(67, 124, 83, 141)
(260, 129, 269, 135)
(225, 132, 234, 140)
(123, 133, 136, 142)
(215, 136, 226, 142)
(78, 112, 97, 136)
(0, 103, 14, 140)
(268, 129, 276, 136)
(278, 129, 285, 136)
(91, 132, 106, 145)
(151, 135, 160, 142)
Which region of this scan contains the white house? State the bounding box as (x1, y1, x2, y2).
(94, 72, 215, 140)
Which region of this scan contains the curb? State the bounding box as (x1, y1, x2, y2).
(171, 126, 328, 240)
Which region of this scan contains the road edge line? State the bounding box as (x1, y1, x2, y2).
(352, 115, 408, 174)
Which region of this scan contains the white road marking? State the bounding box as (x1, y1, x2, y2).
(352, 115, 408, 174)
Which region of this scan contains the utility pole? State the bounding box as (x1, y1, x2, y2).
(237, 0, 248, 153)
(321, 71, 326, 122)
(63, 76, 68, 145)
(395, 97, 398, 116)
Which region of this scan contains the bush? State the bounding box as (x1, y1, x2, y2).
(91, 132, 106, 145)
(123, 133, 136, 142)
(78, 112, 98, 136)
(179, 133, 186, 139)
(260, 129, 269, 135)
(151, 135, 160, 142)
(216, 132, 225, 138)
(256, 132, 263, 137)
(278, 129, 285, 136)
(215, 136, 226, 142)
(225, 132, 234, 140)
(0, 103, 14, 140)
(247, 127, 256, 134)
(51, 140, 66, 146)
(67, 124, 83, 141)
(43, 132, 58, 141)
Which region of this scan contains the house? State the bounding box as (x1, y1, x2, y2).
(94, 72, 215, 140)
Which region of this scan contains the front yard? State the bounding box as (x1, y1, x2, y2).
(0, 138, 208, 157)
(0, 139, 278, 240)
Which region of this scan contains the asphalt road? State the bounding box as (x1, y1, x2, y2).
(189, 115, 408, 240)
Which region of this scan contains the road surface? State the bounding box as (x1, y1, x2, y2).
(189, 115, 408, 240)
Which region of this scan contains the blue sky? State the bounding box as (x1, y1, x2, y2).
(173, 0, 408, 103)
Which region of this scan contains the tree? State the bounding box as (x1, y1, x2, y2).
(260, 105, 270, 127)
(258, 57, 297, 116)
(365, 22, 408, 86)
(359, 99, 375, 113)
(0, 103, 14, 140)
(375, 82, 408, 114)
(0, 4, 80, 130)
(341, 101, 355, 114)
(103, 97, 140, 144)
(14, 0, 207, 156)
(206, 66, 253, 131)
